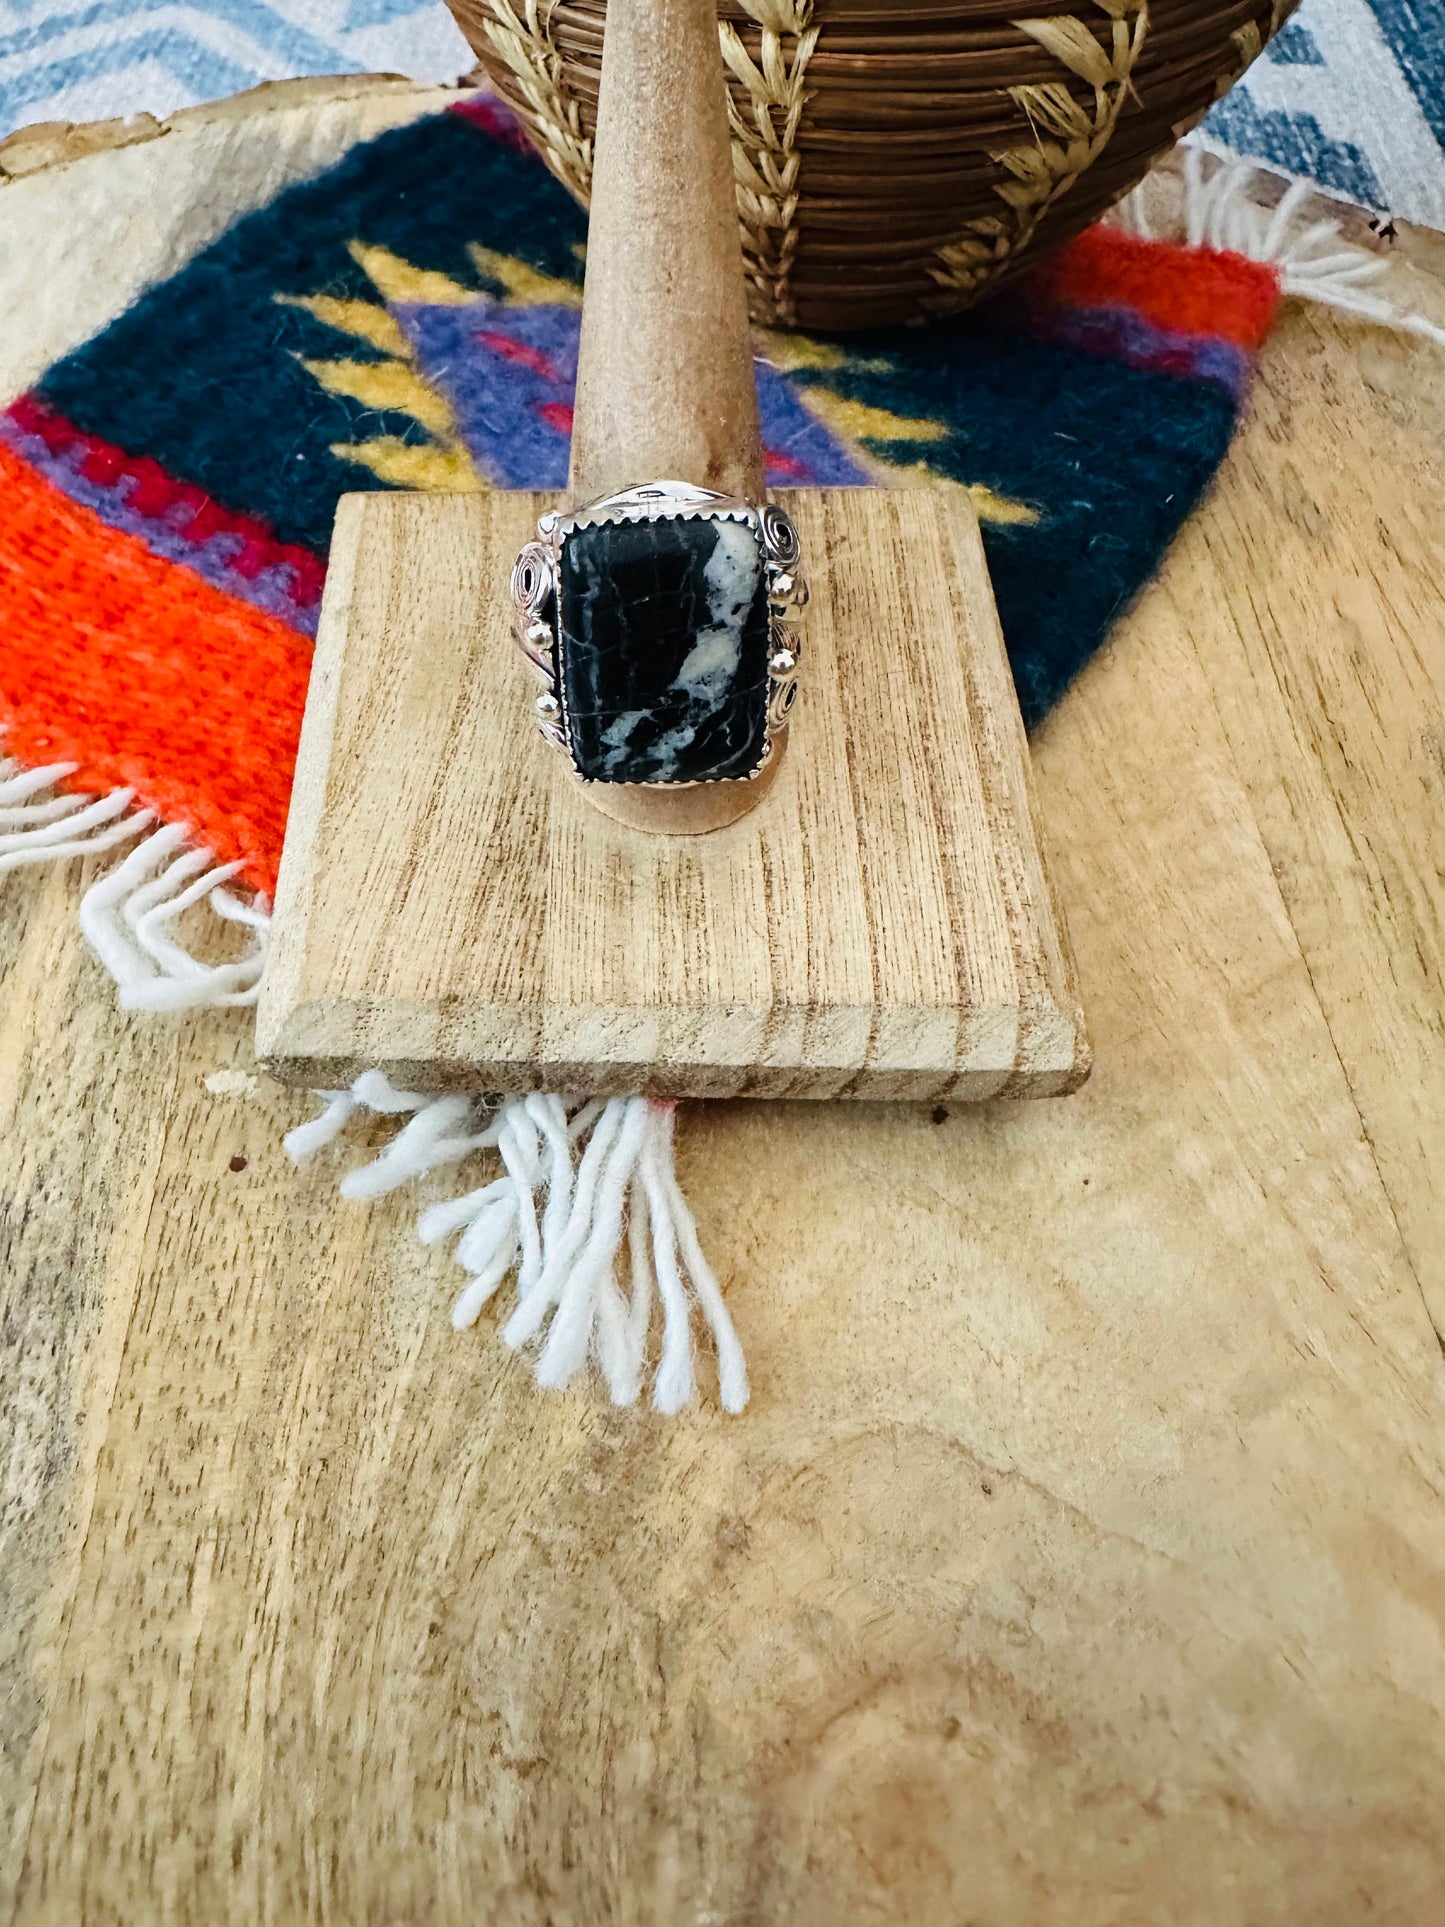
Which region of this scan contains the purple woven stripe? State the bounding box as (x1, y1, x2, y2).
(395, 295, 876, 490)
(0, 413, 320, 635)
(1026, 301, 1251, 402)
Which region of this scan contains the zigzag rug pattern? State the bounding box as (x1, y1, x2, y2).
(0, 0, 471, 132)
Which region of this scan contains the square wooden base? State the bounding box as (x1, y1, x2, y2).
(256, 488, 1089, 1101)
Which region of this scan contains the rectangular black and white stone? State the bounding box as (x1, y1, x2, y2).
(556, 513, 771, 784)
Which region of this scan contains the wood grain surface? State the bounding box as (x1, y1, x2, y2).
(4, 86, 1445, 1927)
(257, 487, 1087, 1100)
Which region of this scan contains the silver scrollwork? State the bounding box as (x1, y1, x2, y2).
(760, 502, 806, 740)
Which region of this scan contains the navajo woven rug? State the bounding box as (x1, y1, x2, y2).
(0, 96, 1281, 910)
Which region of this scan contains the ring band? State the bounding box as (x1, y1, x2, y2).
(511, 480, 807, 788)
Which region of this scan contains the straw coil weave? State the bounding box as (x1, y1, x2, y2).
(456, 0, 1299, 330)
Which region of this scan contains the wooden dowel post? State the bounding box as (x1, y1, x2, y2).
(568, 0, 763, 506)
(566, 0, 779, 834)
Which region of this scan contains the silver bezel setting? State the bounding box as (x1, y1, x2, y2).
(510, 480, 808, 789)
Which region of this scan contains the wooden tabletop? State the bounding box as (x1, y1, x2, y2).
(3, 84, 1445, 1927)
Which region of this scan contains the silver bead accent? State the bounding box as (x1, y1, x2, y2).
(762, 508, 806, 743)
(517, 631, 553, 675)
(511, 535, 565, 751)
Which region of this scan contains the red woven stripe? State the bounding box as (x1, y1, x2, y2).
(1031, 227, 1281, 351)
(0, 438, 307, 894)
(6, 396, 326, 609)
(448, 92, 533, 151)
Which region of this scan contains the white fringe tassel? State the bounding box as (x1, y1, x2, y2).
(79, 822, 270, 1011)
(285, 1077, 749, 1414)
(0, 757, 269, 1008)
(0, 759, 154, 871)
(1115, 147, 1445, 349)
(3, 759, 743, 1411)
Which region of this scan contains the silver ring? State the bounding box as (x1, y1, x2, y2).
(510, 479, 807, 789)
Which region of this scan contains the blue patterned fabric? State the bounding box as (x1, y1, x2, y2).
(1201, 0, 1445, 225)
(0, 0, 1440, 226)
(0, 0, 471, 130)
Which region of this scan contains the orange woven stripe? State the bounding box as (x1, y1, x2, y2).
(0, 439, 307, 895)
(1035, 227, 1281, 352)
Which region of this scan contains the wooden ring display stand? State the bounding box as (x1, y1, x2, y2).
(255, 0, 1090, 1103)
(561, 0, 775, 836)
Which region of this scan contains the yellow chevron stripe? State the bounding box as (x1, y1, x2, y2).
(962, 482, 1039, 528)
(348, 241, 476, 307)
(801, 390, 950, 445)
(300, 357, 456, 438)
(869, 458, 1039, 526)
(756, 331, 895, 376)
(756, 329, 848, 373)
(468, 244, 582, 307)
(277, 293, 410, 359)
(331, 437, 483, 492)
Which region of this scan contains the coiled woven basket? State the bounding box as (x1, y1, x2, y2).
(449, 0, 1294, 332)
